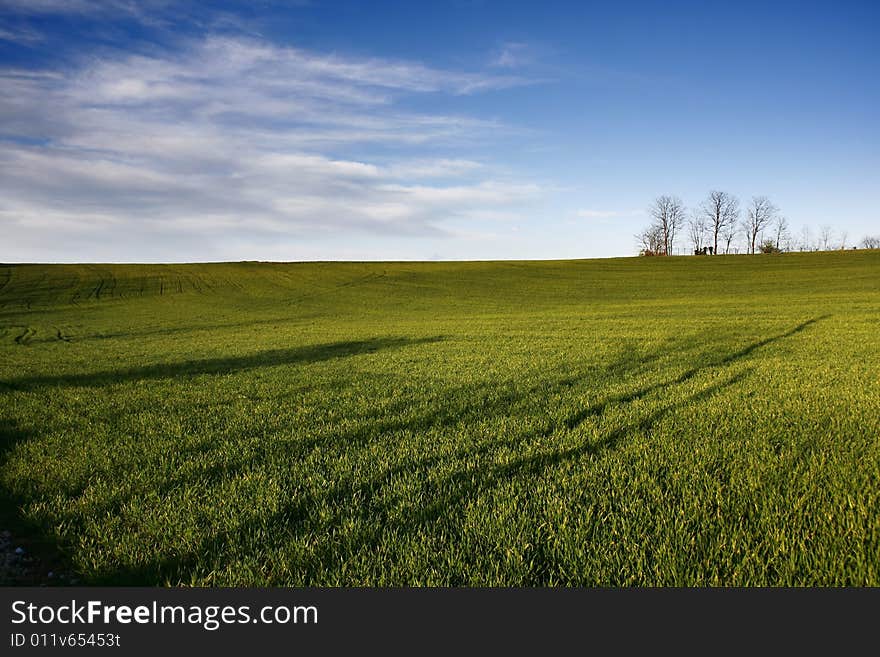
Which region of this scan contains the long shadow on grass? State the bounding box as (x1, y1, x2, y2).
(563, 315, 827, 431)
(1, 336, 444, 390)
(22, 317, 824, 584)
(95, 366, 751, 585)
(85, 325, 788, 584)
(69, 336, 690, 583)
(16, 313, 326, 346)
(58, 337, 678, 525)
(305, 368, 754, 584)
(0, 419, 74, 585)
(3, 335, 672, 525)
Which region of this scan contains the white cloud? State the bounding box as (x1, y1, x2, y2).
(0, 36, 545, 260)
(0, 24, 43, 43)
(492, 42, 530, 69)
(574, 209, 643, 219)
(0, 0, 172, 16)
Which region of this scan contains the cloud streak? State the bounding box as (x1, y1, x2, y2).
(492, 42, 531, 69)
(574, 209, 643, 219)
(1, 35, 544, 261)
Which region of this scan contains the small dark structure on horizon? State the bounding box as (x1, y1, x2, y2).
(694, 246, 715, 255)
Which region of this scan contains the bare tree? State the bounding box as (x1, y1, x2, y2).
(700, 191, 739, 256)
(648, 195, 686, 256)
(743, 196, 778, 254)
(774, 216, 790, 252)
(838, 231, 848, 250)
(798, 225, 814, 252)
(721, 222, 737, 254)
(688, 213, 708, 253)
(818, 225, 835, 251)
(636, 224, 665, 255)
(861, 235, 880, 249)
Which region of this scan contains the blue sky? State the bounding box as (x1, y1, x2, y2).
(1, 0, 877, 262)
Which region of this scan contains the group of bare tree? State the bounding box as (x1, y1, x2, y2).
(638, 195, 687, 257)
(638, 191, 878, 256)
(774, 223, 876, 253)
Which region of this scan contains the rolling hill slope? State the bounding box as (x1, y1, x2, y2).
(1, 251, 879, 585)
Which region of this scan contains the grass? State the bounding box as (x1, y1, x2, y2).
(1, 251, 878, 585)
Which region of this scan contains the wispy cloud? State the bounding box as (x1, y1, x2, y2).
(1, 35, 544, 261)
(0, 24, 43, 43)
(491, 42, 531, 69)
(574, 209, 643, 219)
(0, 0, 172, 16)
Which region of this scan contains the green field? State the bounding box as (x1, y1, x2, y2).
(1, 251, 879, 585)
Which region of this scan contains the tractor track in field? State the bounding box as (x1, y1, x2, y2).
(336, 271, 387, 290)
(68, 272, 209, 301)
(13, 326, 36, 345)
(4, 265, 389, 313)
(284, 270, 388, 307)
(91, 278, 105, 300)
(195, 275, 215, 293)
(89, 269, 118, 300)
(105, 271, 118, 298)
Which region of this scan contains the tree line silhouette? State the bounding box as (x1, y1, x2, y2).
(637, 192, 879, 256)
